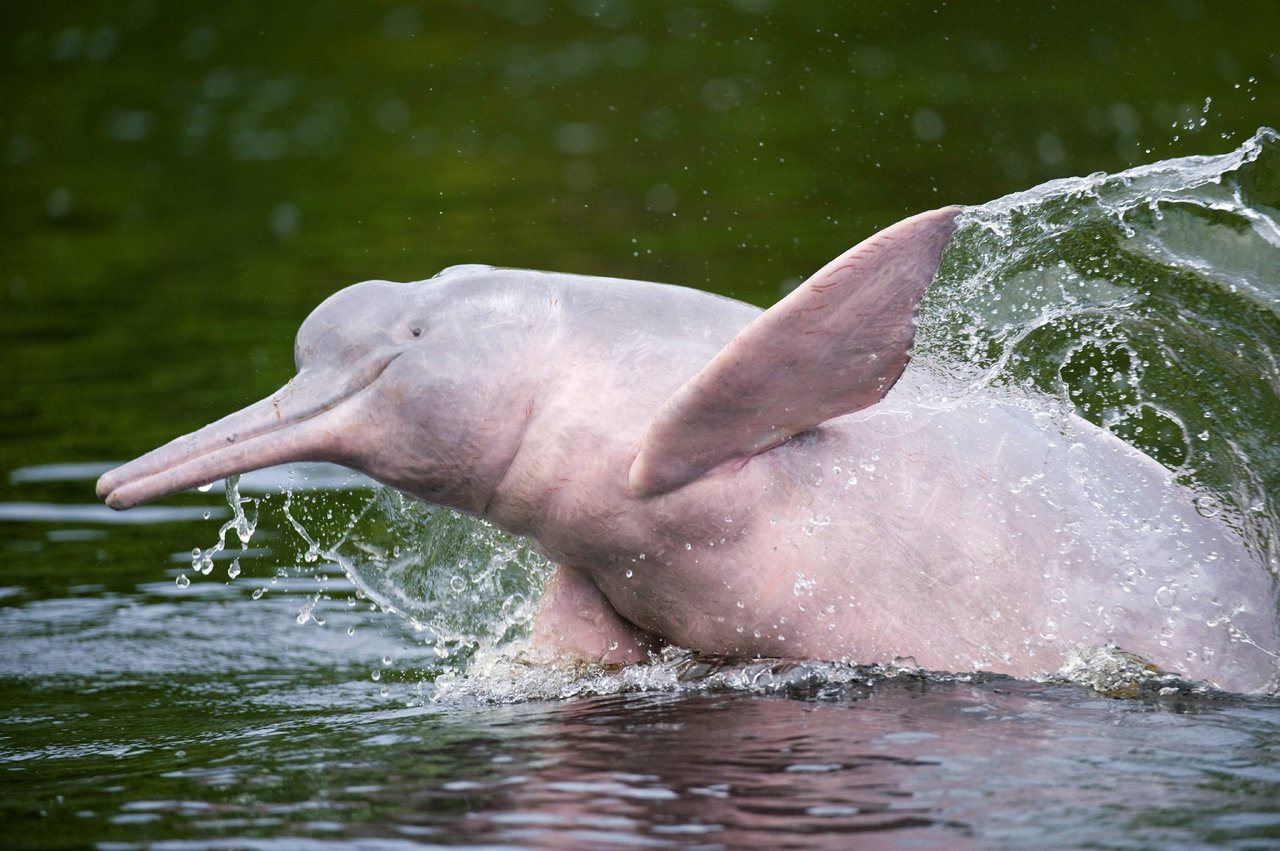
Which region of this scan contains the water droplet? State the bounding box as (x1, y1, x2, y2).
(175, 573, 191, 589)
(346, 626, 355, 636)
(371, 670, 381, 681)
(227, 559, 241, 579)
(449, 575, 467, 593)
(251, 587, 265, 600)
(1154, 586, 1176, 607)
(625, 569, 633, 578)
(197, 482, 215, 492)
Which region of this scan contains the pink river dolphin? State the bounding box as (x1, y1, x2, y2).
(96, 207, 1279, 693)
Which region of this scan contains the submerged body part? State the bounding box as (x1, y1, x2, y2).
(97, 206, 1280, 693)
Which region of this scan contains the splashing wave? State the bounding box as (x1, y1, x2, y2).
(919, 127, 1280, 568)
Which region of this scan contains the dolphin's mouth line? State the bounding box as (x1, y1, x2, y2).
(185, 354, 397, 462)
(98, 354, 398, 508)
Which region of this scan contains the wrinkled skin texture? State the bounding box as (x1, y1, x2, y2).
(97, 208, 1279, 693)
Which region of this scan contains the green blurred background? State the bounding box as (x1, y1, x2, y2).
(2, 0, 1277, 478)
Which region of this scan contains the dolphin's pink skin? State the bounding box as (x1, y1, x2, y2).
(96, 207, 1280, 692)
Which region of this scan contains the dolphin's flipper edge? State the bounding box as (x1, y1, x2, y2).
(629, 205, 962, 496)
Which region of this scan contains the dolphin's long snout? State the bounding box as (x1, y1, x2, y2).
(96, 365, 376, 509)
(96, 394, 313, 509)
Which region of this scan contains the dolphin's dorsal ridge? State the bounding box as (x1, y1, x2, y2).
(433, 264, 495, 279)
(629, 206, 962, 496)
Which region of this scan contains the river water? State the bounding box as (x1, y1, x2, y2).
(4, 3, 1280, 848)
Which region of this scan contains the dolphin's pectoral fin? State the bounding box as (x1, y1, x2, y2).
(629, 206, 962, 496)
(530, 564, 660, 664)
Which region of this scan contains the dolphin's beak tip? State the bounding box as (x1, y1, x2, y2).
(95, 468, 128, 508)
(102, 484, 137, 511)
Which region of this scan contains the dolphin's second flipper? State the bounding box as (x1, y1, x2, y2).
(630, 206, 961, 496)
(531, 564, 659, 664)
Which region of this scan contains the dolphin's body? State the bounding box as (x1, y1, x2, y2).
(97, 208, 1279, 693)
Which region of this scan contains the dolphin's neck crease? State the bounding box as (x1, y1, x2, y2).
(480, 391, 538, 521)
(474, 279, 572, 530)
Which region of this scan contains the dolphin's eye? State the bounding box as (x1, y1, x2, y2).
(410, 326, 422, 338)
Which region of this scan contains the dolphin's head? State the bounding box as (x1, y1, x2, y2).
(96, 265, 555, 513)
